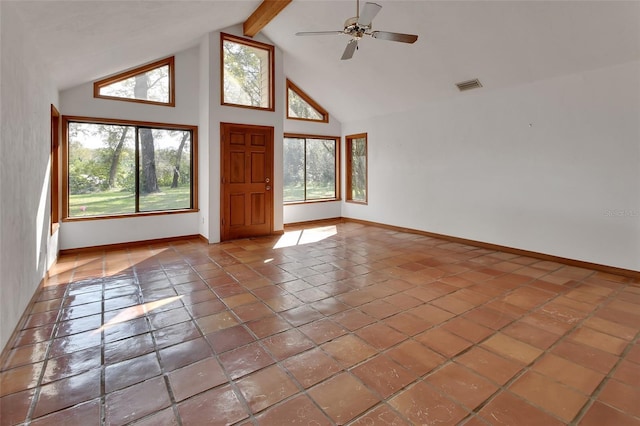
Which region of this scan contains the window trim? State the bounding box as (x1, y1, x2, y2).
(62, 115, 198, 221)
(51, 104, 60, 234)
(220, 32, 275, 111)
(283, 133, 341, 204)
(345, 133, 368, 205)
(286, 79, 329, 123)
(93, 56, 175, 107)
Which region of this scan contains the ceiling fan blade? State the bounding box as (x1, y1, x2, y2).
(359, 2, 382, 27)
(341, 39, 358, 60)
(371, 31, 418, 44)
(296, 31, 344, 36)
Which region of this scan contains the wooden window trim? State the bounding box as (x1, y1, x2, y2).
(93, 57, 175, 107)
(286, 79, 329, 123)
(346, 133, 368, 205)
(62, 115, 198, 221)
(51, 104, 60, 234)
(220, 33, 275, 112)
(284, 133, 340, 204)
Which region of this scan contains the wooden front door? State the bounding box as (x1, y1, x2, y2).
(221, 123, 274, 241)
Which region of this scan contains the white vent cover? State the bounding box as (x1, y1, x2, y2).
(456, 79, 483, 92)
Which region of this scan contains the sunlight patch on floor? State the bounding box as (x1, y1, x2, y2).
(273, 225, 337, 249)
(94, 295, 183, 333)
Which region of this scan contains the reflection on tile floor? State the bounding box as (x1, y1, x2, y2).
(1, 221, 639, 425)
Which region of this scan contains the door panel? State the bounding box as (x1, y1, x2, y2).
(251, 193, 266, 225)
(230, 132, 245, 145)
(230, 152, 245, 183)
(251, 152, 265, 182)
(230, 193, 245, 226)
(251, 134, 266, 146)
(221, 123, 273, 241)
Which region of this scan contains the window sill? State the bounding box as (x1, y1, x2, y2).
(62, 209, 199, 222)
(221, 102, 275, 112)
(284, 199, 341, 206)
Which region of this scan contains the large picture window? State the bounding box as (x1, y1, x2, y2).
(346, 133, 367, 204)
(284, 134, 340, 203)
(63, 117, 197, 219)
(221, 33, 274, 111)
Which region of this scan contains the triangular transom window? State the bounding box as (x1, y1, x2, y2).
(93, 57, 175, 106)
(287, 79, 329, 123)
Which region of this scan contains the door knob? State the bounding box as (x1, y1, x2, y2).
(266, 185, 271, 191)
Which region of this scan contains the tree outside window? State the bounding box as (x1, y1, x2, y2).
(93, 57, 174, 106)
(346, 133, 367, 204)
(284, 135, 340, 203)
(286, 79, 328, 122)
(222, 33, 274, 110)
(70, 58, 195, 219)
(64, 119, 196, 219)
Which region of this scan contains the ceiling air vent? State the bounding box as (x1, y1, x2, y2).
(456, 79, 483, 92)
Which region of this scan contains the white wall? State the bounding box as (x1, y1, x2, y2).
(284, 201, 342, 224)
(59, 47, 201, 250)
(283, 112, 342, 224)
(343, 60, 640, 271)
(0, 3, 60, 351)
(198, 35, 211, 240)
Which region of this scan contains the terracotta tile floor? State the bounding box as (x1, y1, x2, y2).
(1, 221, 639, 425)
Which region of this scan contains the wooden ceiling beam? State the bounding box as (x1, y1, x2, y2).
(243, 0, 292, 37)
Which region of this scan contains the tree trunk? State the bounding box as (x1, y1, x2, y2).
(140, 128, 159, 193)
(107, 127, 128, 188)
(171, 132, 188, 188)
(353, 141, 366, 199)
(135, 74, 159, 193)
(134, 73, 149, 100)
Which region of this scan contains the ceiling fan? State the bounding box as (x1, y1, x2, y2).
(295, 0, 418, 60)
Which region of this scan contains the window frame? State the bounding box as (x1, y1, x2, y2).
(220, 32, 275, 111)
(286, 79, 329, 123)
(93, 56, 175, 107)
(51, 104, 60, 234)
(62, 116, 198, 221)
(283, 133, 341, 205)
(346, 133, 368, 204)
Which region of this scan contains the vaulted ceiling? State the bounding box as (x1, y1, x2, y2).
(8, 0, 640, 123)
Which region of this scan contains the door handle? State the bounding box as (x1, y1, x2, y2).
(266, 185, 271, 191)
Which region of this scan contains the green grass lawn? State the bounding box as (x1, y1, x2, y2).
(69, 186, 191, 217)
(284, 184, 336, 202)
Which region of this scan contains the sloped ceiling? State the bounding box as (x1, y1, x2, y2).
(266, 0, 640, 122)
(9, 1, 260, 89)
(8, 1, 640, 123)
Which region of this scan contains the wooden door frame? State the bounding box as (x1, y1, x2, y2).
(220, 122, 274, 241)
